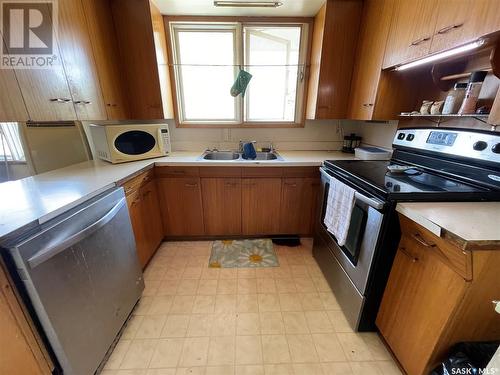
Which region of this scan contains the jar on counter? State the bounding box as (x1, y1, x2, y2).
(458, 71, 488, 115)
(442, 83, 467, 114)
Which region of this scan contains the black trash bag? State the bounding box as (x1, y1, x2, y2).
(431, 341, 499, 375)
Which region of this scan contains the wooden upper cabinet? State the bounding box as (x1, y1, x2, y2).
(347, 0, 394, 120)
(111, 0, 172, 120)
(471, 0, 500, 40)
(383, 0, 438, 69)
(242, 178, 282, 235)
(201, 178, 242, 236)
(306, 0, 362, 120)
(0, 55, 29, 122)
(81, 0, 129, 120)
(157, 177, 205, 236)
(56, 0, 106, 121)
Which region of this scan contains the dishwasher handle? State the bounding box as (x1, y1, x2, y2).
(28, 197, 126, 269)
(320, 167, 385, 210)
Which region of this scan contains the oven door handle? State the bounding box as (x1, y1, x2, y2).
(320, 168, 385, 210)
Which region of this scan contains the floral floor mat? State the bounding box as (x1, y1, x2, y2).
(208, 239, 279, 268)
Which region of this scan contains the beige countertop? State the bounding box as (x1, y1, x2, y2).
(0, 150, 352, 243)
(396, 202, 500, 250)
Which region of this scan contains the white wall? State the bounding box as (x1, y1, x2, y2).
(341, 120, 398, 149)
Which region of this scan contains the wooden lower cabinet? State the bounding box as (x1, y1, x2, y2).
(124, 171, 163, 268)
(157, 177, 204, 236)
(279, 177, 319, 235)
(0, 264, 52, 375)
(201, 178, 242, 236)
(242, 178, 282, 235)
(377, 214, 500, 375)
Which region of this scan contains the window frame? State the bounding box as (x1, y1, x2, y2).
(165, 16, 313, 128)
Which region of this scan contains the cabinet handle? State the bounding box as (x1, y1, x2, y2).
(411, 232, 436, 248)
(410, 36, 431, 46)
(106, 103, 118, 107)
(243, 182, 257, 186)
(284, 182, 297, 187)
(74, 100, 92, 105)
(142, 190, 152, 197)
(171, 170, 186, 175)
(399, 247, 418, 262)
(185, 183, 198, 187)
(437, 23, 464, 34)
(50, 98, 72, 103)
(225, 182, 239, 187)
(363, 103, 374, 107)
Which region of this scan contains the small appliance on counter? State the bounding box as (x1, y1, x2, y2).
(342, 133, 362, 153)
(355, 146, 392, 160)
(89, 123, 171, 164)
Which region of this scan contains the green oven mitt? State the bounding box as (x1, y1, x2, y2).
(230, 69, 252, 97)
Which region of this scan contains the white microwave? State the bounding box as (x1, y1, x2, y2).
(89, 123, 171, 164)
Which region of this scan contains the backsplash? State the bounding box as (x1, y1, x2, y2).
(342, 120, 399, 150)
(167, 119, 344, 151)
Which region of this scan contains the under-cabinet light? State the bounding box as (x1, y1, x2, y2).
(395, 40, 485, 71)
(213, 1, 283, 8)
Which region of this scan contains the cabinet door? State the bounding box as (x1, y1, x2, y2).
(471, 0, 500, 39)
(347, 0, 394, 120)
(0, 65, 29, 122)
(429, 0, 475, 54)
(279, 178, 318, 235)
(81, 0, 129, 119)
(376, 236, 467, 375)
(127, 190, 149, 268)
(383, 0, 438, 68)
(57, 0, 106, 121)
(141, 181, 163, 261)
(157, 177, 204, 236)
(242, 178, 281, 235)
(201, 178, 242, 236)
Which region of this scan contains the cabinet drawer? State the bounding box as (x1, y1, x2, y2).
(282, 167, 320, 178)
(399, 214, 472, 280)
(121, 169, 154, 196)
(155, 166, 199, 177)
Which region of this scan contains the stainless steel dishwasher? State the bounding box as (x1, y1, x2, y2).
(8, 187, 144, 375)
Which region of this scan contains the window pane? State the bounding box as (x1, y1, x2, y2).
(176, 30, 237, 121)
(245, 27, 301, 122)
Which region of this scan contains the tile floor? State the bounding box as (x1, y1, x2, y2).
(102, 239, 402, 375)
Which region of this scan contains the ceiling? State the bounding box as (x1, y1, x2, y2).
(152, 0, 325, 17)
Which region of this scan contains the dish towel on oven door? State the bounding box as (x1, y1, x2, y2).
(324, 178, 356, 246)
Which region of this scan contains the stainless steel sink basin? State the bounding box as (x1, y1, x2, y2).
(255, 152, 278, 160)
(199, 150, 283, 161)
(203, 152, 240, 160)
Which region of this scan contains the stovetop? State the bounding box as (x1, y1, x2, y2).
(324, 159, 500, 202)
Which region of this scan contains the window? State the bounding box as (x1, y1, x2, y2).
(0, 123, 25, 162)
(169, 21, 309, 126)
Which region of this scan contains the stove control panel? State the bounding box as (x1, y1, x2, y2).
(393, 128, 500, 164)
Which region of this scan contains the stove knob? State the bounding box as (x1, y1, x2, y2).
(406, 134, 415, 141)
(473, 141, 488, 151)
(386, 182, 393, 188)
(492, 143, 500, 154)
(393, 184, 401, 192)
(397, 133, 406, 140)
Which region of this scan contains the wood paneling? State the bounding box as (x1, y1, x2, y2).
(201, 178, 242, 235)
(279, 177, 318, 235)
(0, 51, 29, 121)
(242, 178, 281, 235)
(157, 177, 204, 236)
(111, 0, 164, 119)
(0, 264, 52, 374)
(81, 0, 129, 119)
(306, 0, 363, 119)
(347, 0, 394, 120)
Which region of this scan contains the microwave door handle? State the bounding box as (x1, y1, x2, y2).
(320, 168, 385, 210)
(157, 128, 165, 153)
(27, 198, 126, 269)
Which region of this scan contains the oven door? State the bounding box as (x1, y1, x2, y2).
(317, 167, 386, 294)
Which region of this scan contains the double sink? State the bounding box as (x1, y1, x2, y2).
(200, 150, 283, 161)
